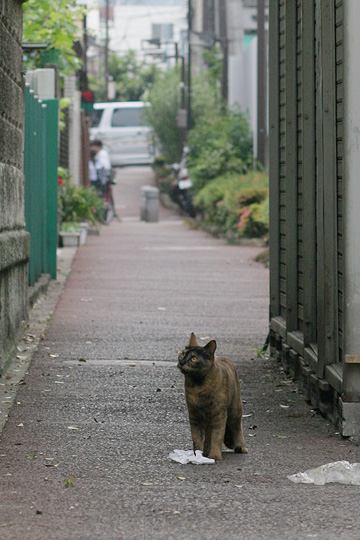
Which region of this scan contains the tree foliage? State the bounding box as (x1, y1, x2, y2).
(109, 51, 160, 101)
(23, 0, 83, 75)
(145, 68, 183, 163)
(89, 50, 161, 102)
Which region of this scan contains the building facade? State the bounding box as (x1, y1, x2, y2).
(86, 0, 188, 77)
(189, 0, 264, 156)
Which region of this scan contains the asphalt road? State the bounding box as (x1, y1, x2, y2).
(1, 167, 360, 540)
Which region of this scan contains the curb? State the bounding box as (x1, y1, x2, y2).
(28, 273, 51, 308)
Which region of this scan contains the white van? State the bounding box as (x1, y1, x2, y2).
(90, 101, 154, 166)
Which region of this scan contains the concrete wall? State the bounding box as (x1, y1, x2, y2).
(0, 0, 29, 373)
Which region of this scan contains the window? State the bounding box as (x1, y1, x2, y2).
(91, 108, 104, 128)
(111, 108, 145, 127)
(151, 23, 174, 42)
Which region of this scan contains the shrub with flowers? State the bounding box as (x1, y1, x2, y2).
(194, 171, 268, 241)
(57, 167, 104, 226)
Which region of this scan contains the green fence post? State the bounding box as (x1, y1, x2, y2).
(24, 87, 59, 284)
(44, 99, 59, 279)
(35, 96, 43, 284)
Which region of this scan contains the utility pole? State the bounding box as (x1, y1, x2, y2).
(104, 0, 110, 100)
(257, 0, 267, 166)
(83, 13, 88, 89)
(219, 0, 228, 104)
(187, 0, 192, 130)
(181, 56, 186, 109)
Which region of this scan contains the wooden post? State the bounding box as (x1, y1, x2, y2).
(343, 0, 360, 411)
(284, 0, 298, 333)
(301, 1, 317, 347)
(269, 0, 280, 320)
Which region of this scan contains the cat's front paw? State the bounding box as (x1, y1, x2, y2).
(234, 446, 248, 454)
(206, 451, 222, 461)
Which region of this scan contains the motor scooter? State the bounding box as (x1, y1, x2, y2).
(171, 147, 196, 218)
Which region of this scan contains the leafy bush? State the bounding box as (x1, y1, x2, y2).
(58, 168, 104, 225)
(151, 157, 173, 195)
(194, 172, 268, 240)
(145, 69, 183, 163)
(188, 105, 254, 192)
(191, 73, 222, 124)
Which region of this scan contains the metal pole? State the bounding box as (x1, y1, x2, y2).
(181, 56, 186, 109)
(104, 0, 110, 100)
(219, 0, 228, 104)
(175, 42, 179, 66)
(83, 13, 88, 88)
(187, 0, 192, 130)
(257, 0, 266, 166)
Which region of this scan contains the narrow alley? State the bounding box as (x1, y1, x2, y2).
(0, 169, 359, 540)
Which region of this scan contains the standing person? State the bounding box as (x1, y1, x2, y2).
(89, 140, 118, 221)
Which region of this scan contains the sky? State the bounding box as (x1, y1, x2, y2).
(105, 0, 185, 5)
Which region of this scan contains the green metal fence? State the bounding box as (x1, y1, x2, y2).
(24, 85, 59, 286)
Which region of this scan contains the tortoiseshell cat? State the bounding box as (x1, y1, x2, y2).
(178, 333, 247, 461)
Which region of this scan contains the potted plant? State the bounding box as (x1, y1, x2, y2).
(59, 222, 81, 247)
(58, 167, 104, 245)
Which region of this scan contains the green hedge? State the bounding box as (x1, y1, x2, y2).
(188, 110, 254, 193)
(194, 171, 269, 241)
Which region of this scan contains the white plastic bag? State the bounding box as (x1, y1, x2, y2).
(288, 461, 360, 485)
(168, 449, 215, 465)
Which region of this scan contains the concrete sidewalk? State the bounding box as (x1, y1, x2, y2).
(1, 167, 360, 540)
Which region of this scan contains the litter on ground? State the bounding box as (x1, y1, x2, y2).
(288, 461, 360, 485)
(168, 449, 215, 465)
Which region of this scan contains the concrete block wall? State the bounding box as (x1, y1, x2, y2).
(0, 0, 29, 373)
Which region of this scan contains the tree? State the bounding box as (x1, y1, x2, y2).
(23, 0, 83, 75)
(109, 51, 160, 101)
(146, 68, 182, 163)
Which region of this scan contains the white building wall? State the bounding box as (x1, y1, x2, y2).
(242, 36, 257, 156)
(87, 2, 187, 65)
(227, 0, 244, 109)
(64, 76, 81, 185)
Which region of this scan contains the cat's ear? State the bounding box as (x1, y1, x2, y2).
(188, 332, 198, 347)
(203, 340, 217, 356)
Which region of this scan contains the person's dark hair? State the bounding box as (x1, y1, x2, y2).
(90, 139, 103, 148)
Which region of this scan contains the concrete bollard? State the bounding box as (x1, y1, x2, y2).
(140, 186, 159, 222)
